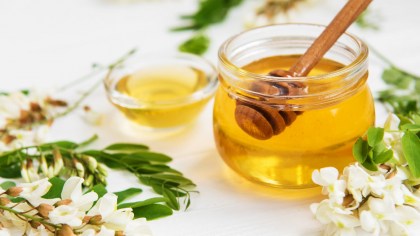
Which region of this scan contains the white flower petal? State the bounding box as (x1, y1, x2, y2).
(61, 176, 84, 200)
(384, 113, 400, 131)
(49, 205, 83, 227)
(104, 208, 134, 231)
(96, 226, 115, 236)
(125, 218, 153, 236)
(88, 193, 117, 218)
(360, 210, 379, 233)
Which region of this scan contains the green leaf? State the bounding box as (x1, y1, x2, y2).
(0, 164, 21, 178)
(150, 184, 187, 197)
(162, 187, 180, 210)
(173, 0, 243, 31)
(362, 158, 378, 171)
(43, 141, 78, 150)
(132, 164, 181, 175)
(402, 131, 420, 177)
(114, 188, 142, 204)
(373, 149, 393, 164)
(401, 124, 420, 132)
(353, 138, 369, 164)
(118, 197, 166, 209)
(382, 67, 412, 89)
(104, 143, 149, 152)
(141, 174, 195, 188)
(122, 152, 172, 163)
(0, 181, 16, 189)
(42, 177, 65, 199)
(367, 127, 385, 147)
(92, 184, 107, 198)
(132, 204, 173, 220)
(179, 33, 210, 56)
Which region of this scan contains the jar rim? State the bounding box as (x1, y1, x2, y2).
(218, 23, 368, 82)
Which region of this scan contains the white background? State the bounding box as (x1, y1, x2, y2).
(1, 0, 420, 235)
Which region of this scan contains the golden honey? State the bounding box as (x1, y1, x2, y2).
(214, 55, 374, 188)
(110, 65, 212, 128)
(214, 24, 374, 188)
(104, 53, 217, 129)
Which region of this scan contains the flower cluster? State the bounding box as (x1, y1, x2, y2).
(0, 91, 67, 152)
(0, 177, 151, 236)
(311, 114, 420, 236)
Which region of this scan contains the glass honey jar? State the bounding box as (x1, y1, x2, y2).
(214, 24, 375, 188)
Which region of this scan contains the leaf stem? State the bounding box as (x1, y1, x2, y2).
(0, 204, 59, 229)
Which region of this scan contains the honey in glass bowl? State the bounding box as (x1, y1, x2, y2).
(214, 24, 375, 188)
(104, 53, 218, 129)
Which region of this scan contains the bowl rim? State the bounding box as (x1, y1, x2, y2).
(104, 52, 218, 107)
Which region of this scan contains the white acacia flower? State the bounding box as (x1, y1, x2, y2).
(125, 218, 153, 236)
(81, 229, 96, 236)
(19, 178, 59, 207)
(311, 200, 359, 236)
(96, 226, 115, 236)
(87, 193, 134, 231)
(382, 176, 405, 206)
(343, 164, 387, 202)
(389, 205, 420, 236)
(383, 114, 405, 165)
(312, 167, 346, 204)
(401, 186, 420, 209)
(61, 177, 98, 211)
(87, 193, 117, 218)
(49, 205, 83, 227)
(359, 197, 396, 234)
(104, 208, 135, 231)
(25, 225, 50, 236)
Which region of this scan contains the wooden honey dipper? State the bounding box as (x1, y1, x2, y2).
(234, 0, 372, 140)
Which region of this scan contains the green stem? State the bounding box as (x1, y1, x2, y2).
(369, 44, 420, 80)
(0, 204, 59, 229)
(76, 134, 99, 149)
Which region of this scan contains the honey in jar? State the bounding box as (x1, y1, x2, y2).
(214, 24, 375, 188)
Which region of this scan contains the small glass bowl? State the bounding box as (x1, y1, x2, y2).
(104, 52, 218, 129)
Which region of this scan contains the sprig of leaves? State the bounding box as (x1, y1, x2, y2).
(0, 137, 196, 218)
(351, 45, 420, 176)
(353, 127, 393, 171)
(369, 46, 420, 116)
(173, 0, 243, 31)
(179, 33, 210, 56)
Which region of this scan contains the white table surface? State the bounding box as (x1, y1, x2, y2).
(1, 0, 420, 235)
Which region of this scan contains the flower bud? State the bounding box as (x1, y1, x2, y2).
(57, 224, 75, 236)
(115, 231, 124, 236)
(21, 161, 30, 183)
(55, 199, 72, 207)
(53, 148, 64, 175)
(29, 220, 42, 229)
(6, 187, 23, 197)
(74, 160, 85, 178)
(88, 215, 103, 225)
(82, 215, 92, 224)
(87, 156, 98, 173)
(97, 163, 108, 177)
(84, 175, 94, 187)
(37, 203, 54, 219)
(0, 197, 11, 206)
(40, 154, 49, 176)
(26, 159, 40, 182)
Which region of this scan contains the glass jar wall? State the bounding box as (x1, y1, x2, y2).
(214, 24, 375, 188)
